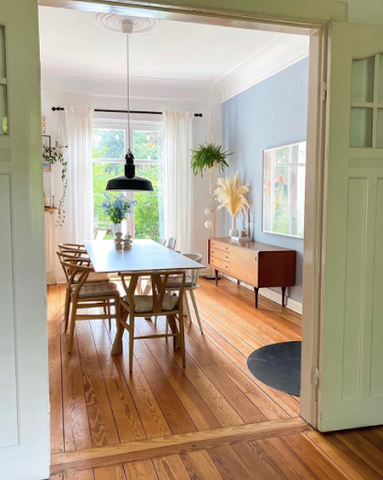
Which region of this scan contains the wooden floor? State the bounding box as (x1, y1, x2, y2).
(48, 278, 383, 479)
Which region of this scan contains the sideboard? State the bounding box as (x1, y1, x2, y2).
(208, 237, 296, 308)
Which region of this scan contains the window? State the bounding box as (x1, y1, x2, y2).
(92, 122, 164, 241)
(263, 141, 306, 238)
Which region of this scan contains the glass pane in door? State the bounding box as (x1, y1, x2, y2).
(376, 109, 383, 148)
(350, 107, 373, 147)
(0, 84, 8, 135)
(378, 54, 383, 102)
(351, 57, 374, 103)
(0, 25, 5, 78)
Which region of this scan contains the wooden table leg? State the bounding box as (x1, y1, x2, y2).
(215, 269, 219, 286)
(282, 286, 286, 307)
(254, 287, 259, 309)
(237, 279, 240, 286)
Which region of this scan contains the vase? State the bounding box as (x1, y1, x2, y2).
(229, 216, 239, 237)
(113, 223, 122, 237)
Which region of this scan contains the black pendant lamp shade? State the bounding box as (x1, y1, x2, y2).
(106, 149, 153, 192)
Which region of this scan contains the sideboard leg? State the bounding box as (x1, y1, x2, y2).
(237, 279, 240, 286)
(215, 269, 219, 286)
(254, 287, 259, 309)
(282, 287, 286, 307)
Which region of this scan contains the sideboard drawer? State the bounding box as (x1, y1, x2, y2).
(210, 257, 230, 273)
(210, 247, 230, 262)
(210, 239, 230, 252)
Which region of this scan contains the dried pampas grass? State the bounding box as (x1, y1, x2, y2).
(215, 172, 250, 218)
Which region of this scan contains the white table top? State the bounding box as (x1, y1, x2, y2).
(84, 239, 204, 274)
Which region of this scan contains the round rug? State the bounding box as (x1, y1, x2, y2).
(247, 341, 301, 397)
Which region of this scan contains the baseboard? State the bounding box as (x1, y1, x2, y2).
(223, 274, 303, 315)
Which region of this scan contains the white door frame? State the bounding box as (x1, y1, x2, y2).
(39, 0, 331, 429)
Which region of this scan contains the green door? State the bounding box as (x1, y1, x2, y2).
(319, 21, 383, 431)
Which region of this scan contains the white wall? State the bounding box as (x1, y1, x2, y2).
(41, 73, 222, 282)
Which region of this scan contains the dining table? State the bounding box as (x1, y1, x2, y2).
(84, 239, 204, 274)
(84, 239, 205, 347)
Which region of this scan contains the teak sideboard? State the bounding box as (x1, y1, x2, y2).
(208, 237, 296, 308)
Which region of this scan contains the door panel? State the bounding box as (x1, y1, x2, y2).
(0, 1, 50, 478)
(0, 175, 18, 448)
(319, 22, 383, 431)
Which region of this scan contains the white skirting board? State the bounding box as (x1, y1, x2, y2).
(223, 274, 303, 315)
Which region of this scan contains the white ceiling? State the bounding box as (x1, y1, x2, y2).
(39, 7, 306, 84)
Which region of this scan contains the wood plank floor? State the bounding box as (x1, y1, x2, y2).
(48, 278, 383, 479)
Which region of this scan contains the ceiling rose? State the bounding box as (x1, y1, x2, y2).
(95, 13, 160, 34)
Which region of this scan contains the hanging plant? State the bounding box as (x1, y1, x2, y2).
(190, 143, 232, 177)
(43, 142, 68, 226)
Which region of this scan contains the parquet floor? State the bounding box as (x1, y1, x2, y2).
(48, 278, 383, 479)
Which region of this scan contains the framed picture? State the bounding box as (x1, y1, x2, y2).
(42, 135, 52, 173)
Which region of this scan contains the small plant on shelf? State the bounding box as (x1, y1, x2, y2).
(43, 142, 68, 226)
(190, 143, 232, 177)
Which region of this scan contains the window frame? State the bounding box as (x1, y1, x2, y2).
(262, 140, 306, 239)
(91, 118, 164, 239)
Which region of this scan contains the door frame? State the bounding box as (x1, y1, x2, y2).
(39, 0, 331, 429)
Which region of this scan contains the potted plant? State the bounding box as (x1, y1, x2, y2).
(215, 172, 250, 238)
(43, 141, 68, 226)
(102, 193, 136, 236)
(190, 143, 232, 177)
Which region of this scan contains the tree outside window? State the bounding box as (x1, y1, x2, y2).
(92, 124, 164, 241)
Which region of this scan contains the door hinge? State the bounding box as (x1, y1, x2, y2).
(321, 81, 327, 102)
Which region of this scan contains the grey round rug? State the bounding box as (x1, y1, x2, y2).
(247, 341, 301, 397)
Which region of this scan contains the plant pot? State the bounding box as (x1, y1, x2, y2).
(229, 216, 238, 237)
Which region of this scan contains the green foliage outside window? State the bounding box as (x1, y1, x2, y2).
(92, 127, 163, 241)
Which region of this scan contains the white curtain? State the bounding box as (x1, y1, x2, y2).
(65, 106, 94, 243)
(163, 111, 194, 254)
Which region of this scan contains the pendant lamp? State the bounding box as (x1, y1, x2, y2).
(106, 20, 153, 192)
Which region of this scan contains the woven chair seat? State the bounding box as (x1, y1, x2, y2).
(71, 281, 118, 299)
(165, 275, 193, 288)
(123, 293, 179, 313)
(74, 271, 109, 283)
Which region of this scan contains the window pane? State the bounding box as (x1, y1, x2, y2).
(93, 162, 124, 236)
(0, 84, 8, 135)
(135, 163, 164, 241)
(92, 129, 125, 159)
(350, 107, 373, 147)
(133, 130, 163, 161)
(352, 56, 374, 103)
(272, 165, 290, 234)
(298, 142, 306, 164)
(275, 146, 290, 163)
(297, 165, 306, 237)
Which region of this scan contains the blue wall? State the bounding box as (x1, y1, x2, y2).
(222, 58, 309, 303)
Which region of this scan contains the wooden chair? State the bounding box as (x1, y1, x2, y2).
(57, 251, 112, 334)
(57, 254, 120, 353)
(166, 237, 177, 250)
(58, 242, 88, 258)
(112, 270, 186, 372)
(165, 253, 204, 334)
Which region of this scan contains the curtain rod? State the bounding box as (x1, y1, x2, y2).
(52, 107, 203, 117)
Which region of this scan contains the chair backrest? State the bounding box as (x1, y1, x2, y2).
(166, 237, 177, 250)
(183, 253, 202, 287)
(57, 252, 92, 293)
(58, 243, 88, 257)
(120, 270, 186, 315)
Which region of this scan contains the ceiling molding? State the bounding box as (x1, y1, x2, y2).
(41, 70, 216, 103)
(214, 34, 309, 103)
